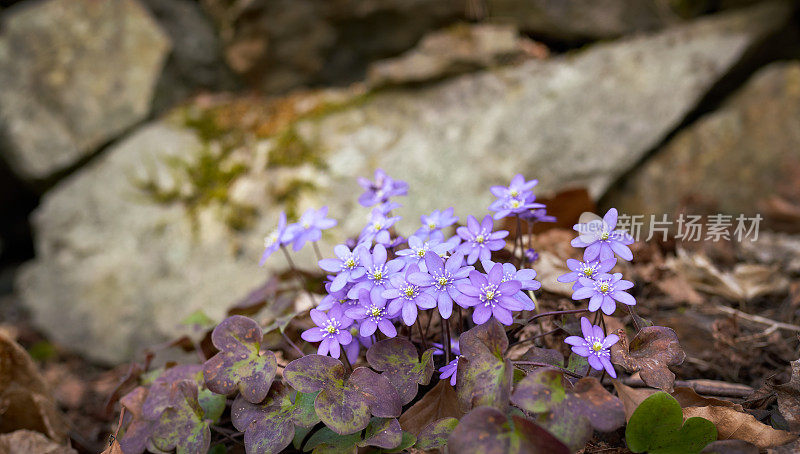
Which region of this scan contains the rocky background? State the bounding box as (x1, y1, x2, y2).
(0, 0, 799, 405)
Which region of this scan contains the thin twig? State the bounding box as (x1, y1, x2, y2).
(283, 332, 304, 358)
(714, 305, 800, 332)
(512, 361, 583, 379)
(444, 316, 452, 363)
(417, 318, 429, 351)
(340, 351, 353, 373)
(610, 376, 754, 398)
(508, 327, 563, 348)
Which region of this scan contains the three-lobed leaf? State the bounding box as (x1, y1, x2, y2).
(456, 320, 513, 411)
(366, 338, 435, 404)
(284, 355, 403, 435)
(415, 417, 459, 450)
(447, 406, 570, 454)
(231, 382, 321, 454)
(149, 380, 211, 454)
(511, 368, 625, 450)
(203, 315, 278, 403)
(611, 326, 686, 393)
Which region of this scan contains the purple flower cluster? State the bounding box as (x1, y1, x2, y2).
(563, 208, 636, 315)
(357, 168, 408, 208)
(488, 174, 545, 220)
(274, 170, 548, 360)
(259, 207, 337, 263)
(564, 317, 619, 377)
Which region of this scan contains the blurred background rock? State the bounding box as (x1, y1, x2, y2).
(0, 0, 798, 366)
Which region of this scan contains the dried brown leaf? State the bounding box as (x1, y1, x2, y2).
(683, 405, 796, 449)
(610, 326, 686, 393)
(0, 430, 76, 454)
(399, 380, 464, 436)
(0, 333, 67, 442)
(775, 359, 800, 432)
(611, 380, 657, 421)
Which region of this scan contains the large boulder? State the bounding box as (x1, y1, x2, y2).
(484, 0, 681, 41)
(0, 0, 170, 181)
(16, 3, 791, 363)
(605, 61, 800, 231)
(200, 0, 467, 93)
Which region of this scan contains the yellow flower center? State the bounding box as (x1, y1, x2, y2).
(325, 325, 337, 334)
(373, 222, 383, 231)
(302, 221, 311, 229)
(583, 268, 594, 277)
(600, 232, 609, 240)
(428, 222, 437, 229)
(264, 233, 278, 247)
(344, 258, 355, 268)
(417, 249, 426, 258)
(511, 200, 521, 208)
(485, 290, 495, 300)
(437, 277, 449, 287)
(370, 307, 383, 317)
(475, 234, 485, 244)
(592, 341, 603, 352)
(373, 271, 383, 280)
(599, 283, 610, 293)
(510, 189, 519, 197)
(404, 288, 416, 298)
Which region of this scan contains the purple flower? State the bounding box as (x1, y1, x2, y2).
(408, 252, 473, 319)
(396, 236, 456, 270)
(300, 304, 353, 359)
(456, 215, 508, 265)
(557, 258, 617, 290)
(524, 248, 539, 263)
(259, 211, 291, 265)
(572, 273, 635, 315)
(318, 244, 368, 292)
(285, 206, 337, 252)
(481, 260, 540, 311)
(490, 174, 538, 201)
(432, 339, 461, 357)
(345, 287, 397, 338)
(416, 208, 458, 237)
(571, 208, 634, 262)
(348, 244, 404, 297)
(359, 208, 401, 245)
(438, 356, 460, 386)
(489, 196, 545, 220)
(456, 263, 523, 325)
(357, 168, 408, 207)
(521, 207, 556, 223)
(564, 317, 619, 378)
(375, 201, 402, 215)
(383, 264, 438, 326)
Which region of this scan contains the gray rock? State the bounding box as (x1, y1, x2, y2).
(141, 0, 238, 113)
(605, 61, 800, 230)
(367, 23, 547, 87)
(0, 0, 170, 181)
(17, 3, 790, 363)
(484, 0, 681, 41)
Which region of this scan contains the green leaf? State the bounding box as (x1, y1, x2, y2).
(198, 388, 226, 423)
(626, 392, 717, 454)
(304, 426, 360, 454)
(385, 431, 416, 453)
(415, 417, 459, 450)
(357, 418, 402, 449)
(149, 380, 211, 454)
(181, 310, 216, 329)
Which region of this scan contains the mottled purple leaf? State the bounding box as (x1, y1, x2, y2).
(149, 380, 211, 454)
(611, 326, 686, 393)
(366, 338, 435, 404)
(143, 365, 203, 420)
(415, 417, 459, 450)
(517, 346, 564, 372)
(511, 369, 625, 451)
(283, 354, 346, 393)
(447, 406, 569, 454)
(232, 383, 293, 454)
(118, 387, 154, 454)
(348, 367, 403, 419)
(456, 320, 513, 411)
(203, 315, 278, 403)
(358, 418, 402, 449)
